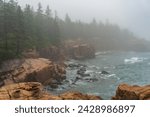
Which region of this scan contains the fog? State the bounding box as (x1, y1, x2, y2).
(17, 0, 150, 40)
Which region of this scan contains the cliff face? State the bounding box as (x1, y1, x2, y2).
(70, 44, 95, 59)
(39, 43, 95, 61)
(112, 84, 150, 100)
(0, 82, 101, 100)
(64, 40, 95, 60)
(0, 58, 66, 88)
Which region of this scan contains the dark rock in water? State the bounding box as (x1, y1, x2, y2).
(85, 78, 98, 82)
(68, 63, 87, 69)
(77, 68, 90, 77)
(68, 64, 80, 68)
(76, 76, 81, 80)
(101, 71, 109, 75)
(81, 74, 90, 77)
(77, 67, 86, 75)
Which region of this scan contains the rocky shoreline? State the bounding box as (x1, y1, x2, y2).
(0, 82, 101, 100)
(0, 57, 150, 100)
(0, 42, 150, 100)
(0, 81, 150, 100)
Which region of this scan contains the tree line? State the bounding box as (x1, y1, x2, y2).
(0, 0, 59, 62)
(0, 0, 150, 63)
(59, 15, 150, 51)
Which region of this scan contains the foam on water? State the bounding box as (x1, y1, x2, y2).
(49, 52, 150, 99)
(124, 57, 146, 64)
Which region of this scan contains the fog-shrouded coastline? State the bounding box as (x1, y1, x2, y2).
(0, 0, 150, 100)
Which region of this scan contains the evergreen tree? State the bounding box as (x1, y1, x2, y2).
(15, 6, 24, 55)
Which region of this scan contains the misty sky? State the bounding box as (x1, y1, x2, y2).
(17, 0, 150, 40)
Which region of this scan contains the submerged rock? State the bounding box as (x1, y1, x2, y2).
(0, 82, 102, 100)
(0, 58, 66, 88)
(112, 84, 150, 100)
(101, 70, 109, 75)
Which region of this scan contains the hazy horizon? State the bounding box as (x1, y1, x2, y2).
(17, 0, 150, 40)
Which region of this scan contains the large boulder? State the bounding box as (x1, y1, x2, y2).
(112, 84, 150, 100)
(0, 82, 102, 100)
(0, 58, 66, 88)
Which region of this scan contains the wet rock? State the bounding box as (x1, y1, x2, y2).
(112, 84, 150, 100)
(85, 78, 98, 82)
(101, 70, 109, 75)
(68, 63, 86, 68)
(77, 67, 86, 76)
(0, 58, 66, 88)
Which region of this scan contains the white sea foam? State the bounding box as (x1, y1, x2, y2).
(84, 70, 93, 74)
(124, 57, 146, 64)
(95, 51, 111, 56)
(106, 74, 116, 78)
(89, 65, 99, 70)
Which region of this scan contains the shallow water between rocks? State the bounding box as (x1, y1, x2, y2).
(47, 51, 150, 99)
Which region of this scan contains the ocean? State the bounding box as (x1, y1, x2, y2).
(49, 51, 150, 99)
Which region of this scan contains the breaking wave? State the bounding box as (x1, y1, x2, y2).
(124, 57, 147, 64)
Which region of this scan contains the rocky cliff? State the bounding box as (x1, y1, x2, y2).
(0, 82, 101, 100)
(39, 43, 95, 61)
(0, 58, 66, 88)
(64, 40, 95, 60)
(112, 84, 150, 100)
(71, 44, 95, 59)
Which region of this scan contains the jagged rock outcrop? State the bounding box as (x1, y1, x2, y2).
(38, 41, 95, 61)
(112, 84, 150, 100)
(0, 82, 101, 100)
(64, 40, 95, 60)
(0, 58, 66, 88)
(0, 82, 61, 100)
(67, 44, 95, 60)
